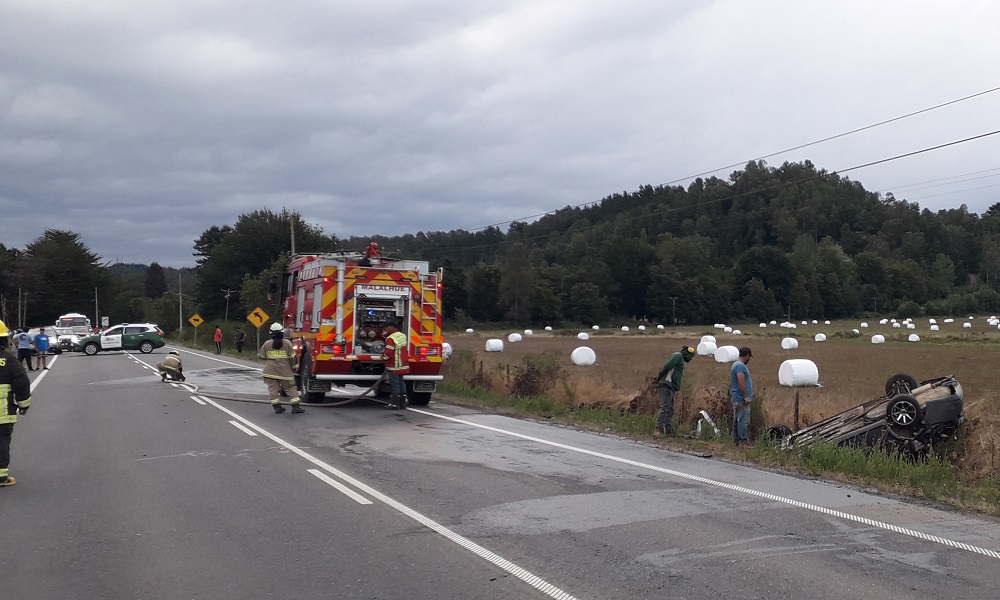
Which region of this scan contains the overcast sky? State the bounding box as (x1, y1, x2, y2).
(3, 1, 999, 268)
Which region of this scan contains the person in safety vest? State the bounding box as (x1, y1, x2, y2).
(157, 350, 185, 382)
(258, 323, 303, 414)
(653, 345, 695, 437)
(0, 320, 32, 487)
(381, 324, 409, 410)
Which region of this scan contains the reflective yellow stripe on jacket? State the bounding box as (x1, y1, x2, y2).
(1, 383, 30, 425)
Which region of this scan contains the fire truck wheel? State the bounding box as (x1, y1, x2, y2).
(405, 382, 432, 406)
(298, 354, 326, 403)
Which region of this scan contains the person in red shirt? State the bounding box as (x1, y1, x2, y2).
(213, 325, 223, 354)
(381, 324, 409, 410)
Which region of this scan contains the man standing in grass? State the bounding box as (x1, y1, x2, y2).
(731, 346, 753, 445)
(653, 345, 695, 437)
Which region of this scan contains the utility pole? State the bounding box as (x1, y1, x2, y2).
(222, 288, 237, 322)
(179, 273, 183, 333)
(94, 287, 99, 329)
(290, 213, 297, 255)
(871, 297, 879, 315)
(669, 296, 678, 330)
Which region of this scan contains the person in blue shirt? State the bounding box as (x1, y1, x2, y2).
(730, 346, 753, 444)
(33, 328, 51, 370)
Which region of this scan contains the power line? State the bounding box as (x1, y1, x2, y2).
(470, 84, 1000, 233)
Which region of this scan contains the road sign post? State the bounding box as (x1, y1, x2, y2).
(247, 307, 270, 351)
(189, 313, 204, 345)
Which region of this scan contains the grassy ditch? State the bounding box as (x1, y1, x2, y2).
(440, 348, 1000, 516)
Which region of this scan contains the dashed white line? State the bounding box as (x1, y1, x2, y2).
(189, 395, 206, 406)
(308, 469, 373, 505)
(228, 420, 257, 436)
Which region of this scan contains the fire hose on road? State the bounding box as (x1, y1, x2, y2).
(188, 372, 390, 408)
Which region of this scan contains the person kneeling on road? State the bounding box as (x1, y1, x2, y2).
(157, 350, 185, 382)
(259, 323, 303, 414)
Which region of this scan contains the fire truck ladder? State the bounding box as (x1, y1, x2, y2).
(417, 271, 439, 335)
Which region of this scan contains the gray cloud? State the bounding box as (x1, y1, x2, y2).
(3, 1, 999, 267)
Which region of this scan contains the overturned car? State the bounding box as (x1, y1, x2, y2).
(769, 373, 964, 456)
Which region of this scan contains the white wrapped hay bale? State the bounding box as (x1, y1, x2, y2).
(928, 319, 937, 324)
(930, 324, 940, 331)
(906, 323, 915, 330)
(814, 333, 827, 342)
(714, 345, 739, 363)
(779, 359, 819, 387)
(860, 322, 869, 328)
(485, 338, 504, 352)
(592, 325, 600, 330)
(770, 320, 777, 325)
(544, 326, 553, 331)
(824, 320, 831, 325)
(811, 320, 818, 324)
(577, 332, 590, 340)
(700, 335, 717, 344)
(656, 324, 665, 330)
(442, 342, 453, 360)
(880, 319, 889, 325)
(723, 326, 733, 333)
(523, 329, 533, 336)
(908, 334, 920, 342)
(732, 330, 742, 335)
(780, 337, 799, 350)
(638, 325, 646, 331)
(944, 318, 955, 323)
(696, 341, 717, 356)
(801, 321, 808, 325)
(852, 328, 860, 335)
(570, 346, 597, 366)
(892, 322, 901, 328)
(871, 334, 885, 344)
(964, 322, 972, 328)
(465, 328, 474, 333)
(507, 333, 522, 343)
(759, 323, 767, 328)
(621, 326, 630, 332)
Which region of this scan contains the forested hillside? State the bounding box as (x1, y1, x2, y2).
(346, 160, 1000, 326)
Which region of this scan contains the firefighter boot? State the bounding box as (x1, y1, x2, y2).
(384, 395, 401, 410)
(272, 403, 286, 414)
(291, 403, 305, 414)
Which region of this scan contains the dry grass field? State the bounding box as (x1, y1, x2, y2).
(444, 320, 1000, 483)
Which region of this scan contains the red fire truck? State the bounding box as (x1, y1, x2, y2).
(273, 244, 444, 404)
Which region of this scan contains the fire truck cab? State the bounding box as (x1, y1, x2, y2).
(275, 248, 444, 405)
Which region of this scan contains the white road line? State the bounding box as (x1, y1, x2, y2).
(169, 346, 262, 371)
(189, 395, 206, 406)
(197, 396, 577, 600)
(28, 354, 58, 391)
(228, 420, 257, 436)
(307, 469, 373, 505)
(405, 407, 1000, 561)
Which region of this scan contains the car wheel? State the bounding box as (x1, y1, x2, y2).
(139, 341, 154, 354)
(84, 343, 99, 356)
(765, 424, 793, 440)
(887, 394, 922, 428)
(885, 373, 918, 395)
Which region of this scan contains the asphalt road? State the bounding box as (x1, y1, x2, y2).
(5, 346, 1000, 599)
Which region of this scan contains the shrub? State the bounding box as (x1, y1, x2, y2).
(896, 300, 922, 319)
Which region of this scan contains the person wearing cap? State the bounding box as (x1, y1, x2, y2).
(653, 345, 695, 437)
(380, 324, 409, 410)
(730, 346, 754, 445)
(0, 319, 32, 487)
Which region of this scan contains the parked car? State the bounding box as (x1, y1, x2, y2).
(768, 373, 964, 457)
(25, 327, 63, 355)
(75, 323, 165, 355)
(51, 326, 79, 352)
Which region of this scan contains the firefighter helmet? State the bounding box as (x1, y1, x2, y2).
(0, 319, 8, 337)
(269, 323, 283, 333)
(169, 349, 179, 355)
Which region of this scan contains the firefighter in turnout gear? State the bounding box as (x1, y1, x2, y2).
(157, 350, 185, 382)
(1, 320, 32, 487)
(381, 324, 409, 410)
(259, 323, 304, 414)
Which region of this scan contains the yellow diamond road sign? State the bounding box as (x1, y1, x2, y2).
(188, 313, 204, 327)
(247, 307, 270, 328)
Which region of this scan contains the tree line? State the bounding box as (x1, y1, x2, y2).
(4, 161, 1000, 330)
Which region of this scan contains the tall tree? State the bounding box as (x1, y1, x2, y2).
(20, 230, 108, 326)
(144, 262, 168, 298)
